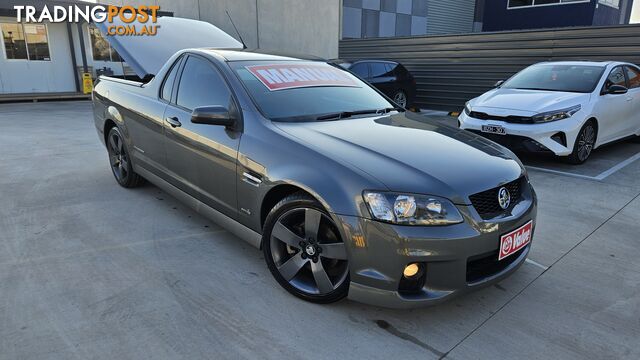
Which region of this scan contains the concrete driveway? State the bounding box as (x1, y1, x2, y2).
(1, 101, 638, 360)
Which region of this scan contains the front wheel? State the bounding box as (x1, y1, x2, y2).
(565, 121, 597, 165)
(263, 193, 350, 303)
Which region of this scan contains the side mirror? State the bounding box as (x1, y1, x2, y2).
(607, 84, 628, 95)
(191, 106, 236, 128)
(494, 80, 505, 87)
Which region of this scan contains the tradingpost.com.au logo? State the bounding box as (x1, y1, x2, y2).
(13, 5, 160, 36)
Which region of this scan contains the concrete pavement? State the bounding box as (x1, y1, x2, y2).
(0, 101, 638, 359)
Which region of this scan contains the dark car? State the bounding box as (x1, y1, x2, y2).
(335, 60, 417, 109)
(92, 17, 536, 308)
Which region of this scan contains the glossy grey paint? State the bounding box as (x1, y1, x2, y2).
(93, 48, 536, 307)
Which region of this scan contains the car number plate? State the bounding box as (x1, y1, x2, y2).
(481, 125, 506, 135)
(499, 221, 532, 261)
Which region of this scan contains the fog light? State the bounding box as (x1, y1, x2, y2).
(403, 263, 421, 278)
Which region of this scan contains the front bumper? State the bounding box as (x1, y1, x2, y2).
(338, 186, 537, 309)
(458, 111, 584, 156)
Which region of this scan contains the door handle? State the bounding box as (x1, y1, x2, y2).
(626, 97, 633, 102)
(165, 116, 182, 128)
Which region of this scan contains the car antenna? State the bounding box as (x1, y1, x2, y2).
(226, 10, 247, 49)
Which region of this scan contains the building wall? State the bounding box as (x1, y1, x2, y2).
(426, 0, 475, 35)
(341, 0, 477, 39)
(482, 0, 596, 32)
(105, 0, 340, 58)
(342, 0, 429, 38)
(593, 0, 633, 25)
(0, 18, 76, 94)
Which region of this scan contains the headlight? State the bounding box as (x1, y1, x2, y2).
(363, 192, 463, 226)
(464, 101, 472, 115)
(531, 105, 581, 123)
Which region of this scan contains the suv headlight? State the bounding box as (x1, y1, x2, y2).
(531, 105, 581, 123)
(363, 192, 463, 226)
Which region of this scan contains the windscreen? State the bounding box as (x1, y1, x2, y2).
(230, 61, 395, 121)
(502, 64, 605, 93)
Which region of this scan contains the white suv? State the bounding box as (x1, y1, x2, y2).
(459, 61, 640, 164)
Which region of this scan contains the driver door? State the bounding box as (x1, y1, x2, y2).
(162, 54, 241, 219)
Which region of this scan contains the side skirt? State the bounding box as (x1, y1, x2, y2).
(135, 166, 262, 249)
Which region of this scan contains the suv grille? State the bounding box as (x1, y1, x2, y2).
(469, 177, 523, 219)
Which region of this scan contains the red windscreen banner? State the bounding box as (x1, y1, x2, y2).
(246, 63, 360, 91)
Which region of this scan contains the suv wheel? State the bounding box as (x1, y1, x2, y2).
(263, 193, 349, 303)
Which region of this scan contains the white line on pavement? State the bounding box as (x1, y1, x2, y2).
(526, 151, 640, 181)
(525, 258, 549, 271)
(525, 165, 600, 181)
(595, 152, 640, 179)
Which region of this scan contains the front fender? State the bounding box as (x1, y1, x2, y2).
(264, 163, 373, 218)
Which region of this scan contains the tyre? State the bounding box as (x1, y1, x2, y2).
(392, 90, 408, 108)
(565, 120, 597, 165)
(263, 193, 349, 303)
(106, 126, 145, 188)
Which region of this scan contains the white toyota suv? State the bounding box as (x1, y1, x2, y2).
(459, 61, 640, 164)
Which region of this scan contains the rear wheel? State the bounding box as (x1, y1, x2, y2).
(263, 193, 349, 303)
(392, 90, 408, 108)
(106, 127, 145, 188)
(565, 121, 597, 165)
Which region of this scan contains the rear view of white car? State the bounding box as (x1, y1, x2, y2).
(459, 61, 640, 164)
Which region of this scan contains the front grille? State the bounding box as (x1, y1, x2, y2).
(466, 246, 527, 283)
(469, 111, 533, 124)
(469, 177, 523, 219)
(467, 130, 553, 153)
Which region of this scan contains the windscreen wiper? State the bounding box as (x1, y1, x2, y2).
(316, 107, 398, 121)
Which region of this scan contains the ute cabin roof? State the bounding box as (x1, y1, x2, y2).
(200, 49, 326, 62)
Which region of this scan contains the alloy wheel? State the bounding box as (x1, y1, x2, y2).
(269, 208, 348, 295)
(108, 131, 129, 182)
(577, 124, 595, 162)
(393, 91, 407, 108)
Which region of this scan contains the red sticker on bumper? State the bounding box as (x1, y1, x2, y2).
(246, 63, 359, 91)
(499, 220, 532, 261)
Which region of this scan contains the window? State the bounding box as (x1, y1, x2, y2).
(385, 63, 396, 74)
(231, 60, 394, 121)
(603, 66, 627, 92)
(502, 64, 605, 93)
(1, 23, 50, 61)
(625, 66, 640, 89)
(176, 56, 231, 111)
(89, 25, 121, 62)
(350, 63, 369, 78)
(598, 0, 620, 9)
(508, 0, 589, 8)
(370, 62, 391, 77)
(161, 57, 183, 101)
(24, 24, 50, 61)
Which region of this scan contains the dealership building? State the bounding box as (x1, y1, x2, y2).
(0, 0, 142, 98)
